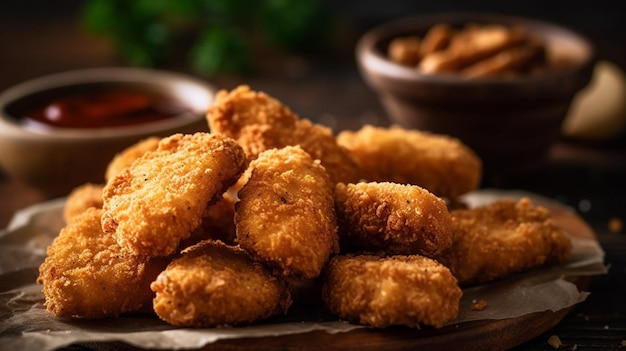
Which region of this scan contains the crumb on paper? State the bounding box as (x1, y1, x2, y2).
(608, 217, 623, 233)
(471, 299, 487, 311)
(548, 335, 562, 349)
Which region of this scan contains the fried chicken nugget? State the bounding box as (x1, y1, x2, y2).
(37, 208, 170, 319)
(101, 132, 247, 257)
(180, 191, 238, 249)
(292, 119, 362, 185)
(337, 125, 482, 200)
(322, 254, 462, 328)
(151, 240, 292, 327)
(435, 197, 573, 286)
(104, 136, 160, 182)
(334, 182, 454, 257)
(207, 86, 297, 157)
(235, 146, 339, 279)
(63, 183, 104, 223)
(206, 85, 360, 184)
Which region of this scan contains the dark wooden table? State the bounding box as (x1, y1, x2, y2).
(1, 2, 626, 350)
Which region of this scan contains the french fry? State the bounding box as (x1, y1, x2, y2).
(389, 22, 548, 78)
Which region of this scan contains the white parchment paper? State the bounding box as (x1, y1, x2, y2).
(0, 190, 607, 350)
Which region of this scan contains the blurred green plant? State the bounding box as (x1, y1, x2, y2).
(81, 0, 334, 75)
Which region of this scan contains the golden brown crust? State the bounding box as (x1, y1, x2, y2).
(105, 136, 160, 182)
(207, 86, 298, 159)
(337, 125, 482, 200)
(235, 146, 339, 279)
(334, 182, 454, 257)
(63, 183, 104, 223)
(322, 254, 462, 328)
(206, 85, 360, 184)
(101, 132, 247, 257)
(151, 240, 292, 327)
(435, 197, 573, 286)
(292, 119, 361, 185)
(37, 208, 170, 319)
(180, 192, 238, 249)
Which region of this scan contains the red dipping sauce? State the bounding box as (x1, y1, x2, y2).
(23, 89, 192, 129)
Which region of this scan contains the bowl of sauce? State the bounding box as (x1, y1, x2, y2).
(21, 87, 191, 129)
(0, 67, 215, 196)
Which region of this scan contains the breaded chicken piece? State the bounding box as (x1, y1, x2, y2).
(180, 191, 238, 249)
(322, 254, 462, 328)
(334, 182, 454, 257)
(235, 146, 339, 279)
(37, 208, 170, 319)
(206, 85, 298, 158)
(435, 197, 573, 286)
(151, 240, 292, 327)
(206, 85, 360, 184)
(105, 136, 160, 182)
(101, 132, 247, 257)
(291, 119, 362, 185)
(337, 125, 482, 200)
(63, 183, 104, 223)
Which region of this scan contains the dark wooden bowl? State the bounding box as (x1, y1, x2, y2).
(356, 12, 595, 178)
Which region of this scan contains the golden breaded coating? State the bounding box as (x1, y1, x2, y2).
(322, 254, 462, 328)
(435, 197, 573, 286)
(235, 146, 339, 279)
(291, 119, 361, 185)
(206, 85, 360, 184)
(37, 208, 170, 319)
(101, 132, 247, 257)
(63, 183, 103, 223)
(206, 85, 298, 157)
(334, 182, 454, 257)
(105, 136, 160, 182)
(151, 240, 292, 327)
(201, 190, 238, 240)
(180, 192, 238, 249)
(337, 125, 482, 200)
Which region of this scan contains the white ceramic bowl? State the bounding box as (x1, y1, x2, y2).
(0, 67, 215, 196)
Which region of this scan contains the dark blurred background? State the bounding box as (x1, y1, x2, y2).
(1, 1, 624, 131)
(2, 1, 625, 89)
(1, 1, 625, 127)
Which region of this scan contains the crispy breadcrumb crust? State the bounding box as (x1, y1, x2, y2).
(435, 197, 573, 286)
(37, 208, 170, 319)
(334, 182, 454, 257)
(337, 125, 482, 200)
(180, 192, 239, 249)
(322, 254, 462, 328)
(101, 132, 247, 257)
(63, 183, 104, 223)
(206, 85, 360, 184)
(104, 136, 160, 182)
(235, 146, 339, 279)
(151, 240, 292, 327)
(207, 86, 298, 158)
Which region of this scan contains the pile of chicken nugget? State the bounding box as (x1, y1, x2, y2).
(37, 85, 572, 329)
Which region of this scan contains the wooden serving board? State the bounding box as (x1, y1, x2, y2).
(96, 204, 595, 351)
